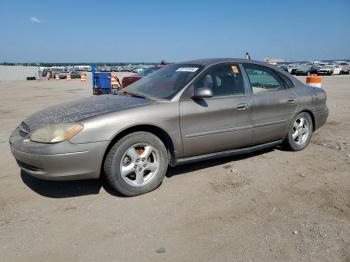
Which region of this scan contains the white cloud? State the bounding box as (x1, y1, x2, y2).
(30, 17, 42, 24)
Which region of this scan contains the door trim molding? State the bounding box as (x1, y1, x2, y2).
(185, 125, 253, 138)
(253, 119, 287, 128)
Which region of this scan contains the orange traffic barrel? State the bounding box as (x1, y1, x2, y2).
(55, 74, 60, 80)
(66, 73, 71, 81)
(46, 71, 51, 80)
(80, 72, 87, 83)
(111, 73, 120, 89)
(306, 74, 321, 88)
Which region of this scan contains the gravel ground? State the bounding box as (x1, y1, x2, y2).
(0, 74, 349, 262)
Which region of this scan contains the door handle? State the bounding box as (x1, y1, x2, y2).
(235, 103, 249, 111)
(287, 98, 296, 104)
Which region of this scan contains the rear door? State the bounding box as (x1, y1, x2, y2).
(179, 63, 252, 157)
(242, 64, 297, 145)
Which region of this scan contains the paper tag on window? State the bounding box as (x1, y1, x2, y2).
(176, 67, 198, 72)
(231, 66, 239, 73)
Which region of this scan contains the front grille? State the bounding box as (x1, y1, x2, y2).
(19, 122, 30, 137)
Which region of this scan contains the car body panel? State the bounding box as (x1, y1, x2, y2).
(250, 88, 298, 144)
(22, 95, 156, 131)
(11, 141, 107, 180)
(9, 125, 108, 180)
(69, 101, 183, 155)
(239, 63, 300, 144)
(179, 95, 252, 157)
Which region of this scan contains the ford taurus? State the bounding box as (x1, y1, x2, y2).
(9, 58, 328, 196)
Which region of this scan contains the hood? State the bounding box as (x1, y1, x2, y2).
(24, 94, 155, 131)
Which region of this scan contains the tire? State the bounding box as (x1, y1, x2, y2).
(284, 112, 313, 151)
(104, 132, 168, 196)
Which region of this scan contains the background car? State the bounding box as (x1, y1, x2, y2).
(317, 64, 341, 75)
(337, 62, 350, 74)
(41, 68, 64, 78)
(332, 65, 342, 75)
(287, 64, 302, 75)
(122, 65, 166, 88)
(295, 64, 319, 76)
(275, 64, 288, 72)
(58, 71, 81, 79)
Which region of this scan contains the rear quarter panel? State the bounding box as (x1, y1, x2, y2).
(290, 79, 328, 131)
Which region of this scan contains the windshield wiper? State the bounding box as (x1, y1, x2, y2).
(118, 90, 148, 99)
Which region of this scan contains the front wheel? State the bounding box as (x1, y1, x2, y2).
(284, 112, 313, 151)
(104, 132, 168, 196)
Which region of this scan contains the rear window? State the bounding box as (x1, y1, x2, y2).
(243, 64, 285, 94)
(277, 72, 294, 89)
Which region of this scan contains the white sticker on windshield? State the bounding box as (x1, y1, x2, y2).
(176, 67, 199, 72)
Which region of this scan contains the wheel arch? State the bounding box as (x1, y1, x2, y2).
(284, 108, 316, 140)
(298, 109, 316, 131)
(101, 125, 176, 175)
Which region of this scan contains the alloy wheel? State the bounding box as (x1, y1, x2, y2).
(119, 143, 159, 187)
(292, 117, 310, 146)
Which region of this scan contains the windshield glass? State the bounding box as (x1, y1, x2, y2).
(138, 67, 159, 76)
(124, 64, 204, 100)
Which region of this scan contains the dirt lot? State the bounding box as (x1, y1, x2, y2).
(0, 75, 349, 262)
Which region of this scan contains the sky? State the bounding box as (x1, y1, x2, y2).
(0, 0, 349, 63)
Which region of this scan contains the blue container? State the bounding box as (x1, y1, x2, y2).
(93, 72, 111, 95)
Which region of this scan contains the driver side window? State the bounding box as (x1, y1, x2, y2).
(193, 64, 245, 97)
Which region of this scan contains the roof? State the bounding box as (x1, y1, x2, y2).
(179, 58, 268, 67)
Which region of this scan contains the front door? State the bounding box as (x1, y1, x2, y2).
(179, 63, 252, 157)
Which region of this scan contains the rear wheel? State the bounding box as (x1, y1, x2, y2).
(104, 132, 168, 196)
(285, 112, 313, 151)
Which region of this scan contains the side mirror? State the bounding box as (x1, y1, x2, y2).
(192, 87, 213, 99)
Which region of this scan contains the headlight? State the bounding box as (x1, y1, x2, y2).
(30, 123, 83, 143)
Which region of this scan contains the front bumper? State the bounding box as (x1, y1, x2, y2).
(9, 129, 109, 181)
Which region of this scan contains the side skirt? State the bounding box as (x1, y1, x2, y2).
(174, 140, 283, 166)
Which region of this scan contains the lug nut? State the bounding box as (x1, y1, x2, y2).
(134, 165, 137, 169)
(142, 158, 145, 161)
(139, 168, 142, 172)
(143, 164, 147, 167)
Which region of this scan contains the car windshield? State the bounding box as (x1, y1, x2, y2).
(124, 64, 204, 100)
(138, 67, 159, 76)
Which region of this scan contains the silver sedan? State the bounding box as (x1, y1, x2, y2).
(9, 58, 329, 196)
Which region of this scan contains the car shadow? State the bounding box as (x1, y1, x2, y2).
(21, 147, 277, 198)
(166, 147, 275, 177)
(20, 170, 103, 198)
